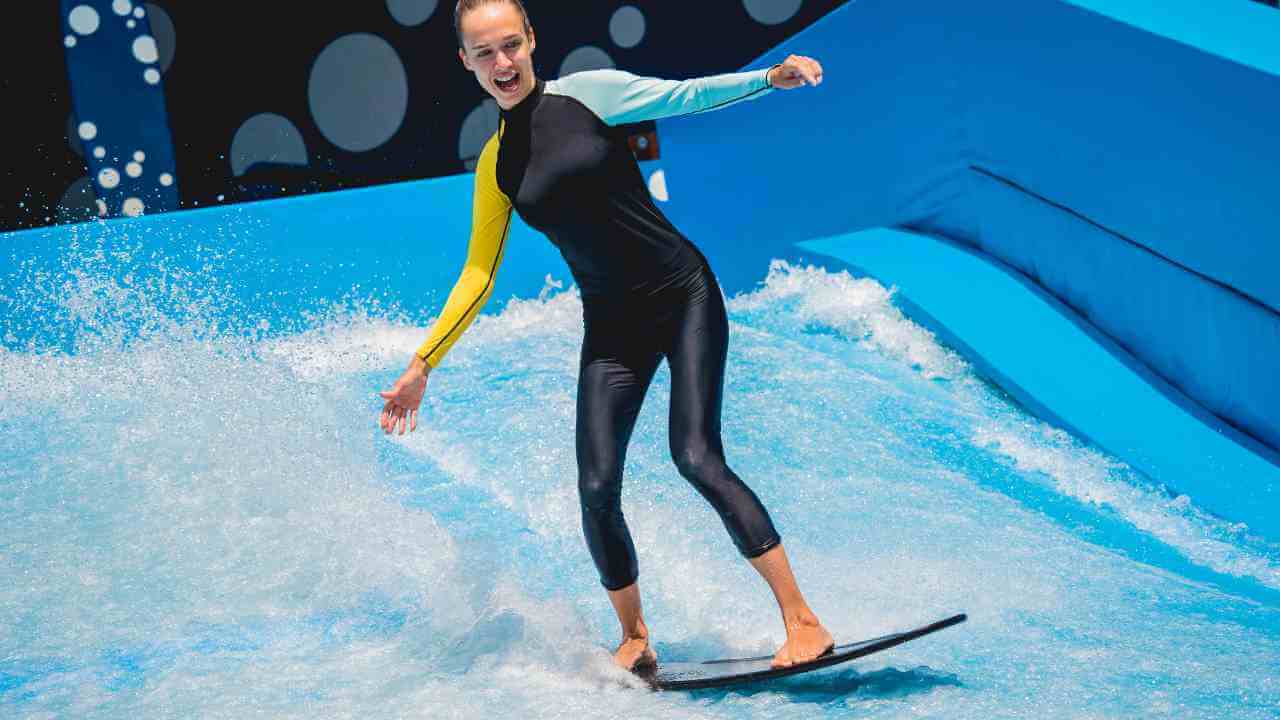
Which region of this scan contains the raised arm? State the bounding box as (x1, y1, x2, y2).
(378, 130, 513, 434)
(547, 54, 824, 127)
(550, 68, 774, 126)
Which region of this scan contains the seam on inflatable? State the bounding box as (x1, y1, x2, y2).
(969, 165, 1278, 320)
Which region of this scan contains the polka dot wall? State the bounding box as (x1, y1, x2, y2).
(58, 0, 179, 221)
(14, 1, 843, 230)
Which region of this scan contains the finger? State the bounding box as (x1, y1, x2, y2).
(397, 408, 406, 435)
(803, 58, 823, 84)
(410, 408, 418, 433)
(789, 56, 817, 84)
(384, 406, 398, 434)
(379, 390, 396, 400)
(380, 403, 391, 430)
(798, 60, 818, 85)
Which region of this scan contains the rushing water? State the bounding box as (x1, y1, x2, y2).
(2, 238, 1278, 719)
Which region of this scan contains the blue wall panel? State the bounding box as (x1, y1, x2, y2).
(970, 172, 1280, 451)
(656, 0, 1280, 455)
(959, 0, 1280, 312)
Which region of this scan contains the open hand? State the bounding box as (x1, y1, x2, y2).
(768, 54, 824, 89)
(379, 356, 429, 435)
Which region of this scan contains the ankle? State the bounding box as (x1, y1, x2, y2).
(783, 607, 820, 628)
(621, 619, 649, 641)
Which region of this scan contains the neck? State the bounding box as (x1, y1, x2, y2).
(501, 78, 544, 115)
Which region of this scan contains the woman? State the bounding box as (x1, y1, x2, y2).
(379, 0, 832, 671)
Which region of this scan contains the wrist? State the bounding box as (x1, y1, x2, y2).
(765, 63, 783, 89)
(410, 355, 432, 378)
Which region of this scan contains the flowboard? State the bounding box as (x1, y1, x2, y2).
(635, 613, 967, 691)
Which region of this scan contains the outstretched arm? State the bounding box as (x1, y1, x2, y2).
(550, 54, 824, 126)
(378, 131, 514, 435)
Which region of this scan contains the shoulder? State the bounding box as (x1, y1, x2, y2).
(473, 130, 507, 198)
(477, 130, 501, 171)
(545, 69, 640, 120)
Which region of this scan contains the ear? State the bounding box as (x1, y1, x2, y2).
(458, 47, 473, 71)
(528, 28, 536, 53)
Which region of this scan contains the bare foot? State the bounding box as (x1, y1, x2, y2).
(771, 611, 834, 668)
(613, 635, 657, 671)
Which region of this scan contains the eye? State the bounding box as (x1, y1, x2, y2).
(476, 49, 491, 58)
(505, 40, 521, 50)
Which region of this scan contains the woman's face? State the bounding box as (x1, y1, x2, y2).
(458, 3, 537, 110)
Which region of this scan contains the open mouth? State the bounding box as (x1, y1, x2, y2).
(494, 71, 520, 94)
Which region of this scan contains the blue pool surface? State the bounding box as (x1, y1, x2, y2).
(2, 207, 1279, 718)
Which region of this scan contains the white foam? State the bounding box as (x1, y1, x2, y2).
(3, 255, 1278, 718)
(974, 423, 1280, 589)
(734, 261, 1280, 591)
(729, 260, 967, 380)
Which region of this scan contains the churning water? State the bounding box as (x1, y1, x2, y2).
(2, 235, 1278, 719)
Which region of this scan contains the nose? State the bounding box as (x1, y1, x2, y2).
(495, 51, 514, 68)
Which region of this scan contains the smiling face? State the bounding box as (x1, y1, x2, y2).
(457, 2, 537, 110)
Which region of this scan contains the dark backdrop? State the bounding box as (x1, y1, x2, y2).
(2, 0, 851, 233)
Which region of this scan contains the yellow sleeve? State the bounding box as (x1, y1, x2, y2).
(415, 131, 513, 368)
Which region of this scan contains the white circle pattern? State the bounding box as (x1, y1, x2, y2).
(68, 5, 100, 35)
(386, 0, 437, 27)
(609, 7, 646, 49)
(98, 167, 121, 190)
(559, 46, 615, 78)
(132, 36, 159, 64)
(308, 34, 409, 153)
(743, 0, 803, 25)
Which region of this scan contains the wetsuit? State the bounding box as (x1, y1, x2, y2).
(416, 67, 782, 590)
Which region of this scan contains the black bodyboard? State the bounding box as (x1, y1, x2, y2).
(634, 613, 966, 691)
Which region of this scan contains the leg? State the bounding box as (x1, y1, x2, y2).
(606, 579, 656, 670)
(666, 273, 833, 667)
(576, 340, 660, 669)
(748, 544, 834, 668)
(665, 274, 780, 558)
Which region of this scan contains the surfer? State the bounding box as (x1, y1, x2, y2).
(378, 0, 833, 671)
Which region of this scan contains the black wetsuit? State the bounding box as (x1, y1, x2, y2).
(417, 68, 781, 590)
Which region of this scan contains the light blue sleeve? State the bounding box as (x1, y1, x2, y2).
(546, 67, 777, 126)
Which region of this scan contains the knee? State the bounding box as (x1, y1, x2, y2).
(671, 442, 725, 485)
(578, 466, 621, 512)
